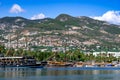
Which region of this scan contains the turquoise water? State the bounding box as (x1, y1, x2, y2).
(0, 67, 120, 80)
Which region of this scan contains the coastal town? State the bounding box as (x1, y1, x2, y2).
(0, 14, 120, 68)
(0, 28, 120, 68)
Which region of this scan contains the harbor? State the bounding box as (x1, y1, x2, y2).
(1, 54, 120, 68)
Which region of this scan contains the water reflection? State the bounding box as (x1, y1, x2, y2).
(0, 67, 120, 80)
(0, 67, 41, 80)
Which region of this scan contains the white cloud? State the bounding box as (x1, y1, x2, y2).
(10, 4, 24, 13)
(92, 11, 120, 25)
(31, 13, 46, 20)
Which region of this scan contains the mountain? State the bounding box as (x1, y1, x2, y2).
(0, 14, 120, 50)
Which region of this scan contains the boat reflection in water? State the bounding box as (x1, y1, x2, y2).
(0, 56, 46, 68)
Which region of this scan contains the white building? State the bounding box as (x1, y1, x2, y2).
(92, 51, 120, 58)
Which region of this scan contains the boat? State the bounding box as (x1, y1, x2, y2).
(73, 62, 83, 67)
(0, 56, 47, 68)
(47, 61, 73, 67)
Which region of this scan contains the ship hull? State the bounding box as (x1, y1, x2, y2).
(0, 64, 44, 68)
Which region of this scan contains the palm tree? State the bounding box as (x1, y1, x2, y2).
(0, 45, 6, 56)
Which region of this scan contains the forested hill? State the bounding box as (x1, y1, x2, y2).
(0, 14, 120, 49)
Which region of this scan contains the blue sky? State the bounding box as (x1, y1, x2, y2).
(0, 0, 120, 24)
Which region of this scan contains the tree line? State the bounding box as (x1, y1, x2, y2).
(0, 45, 119, 62)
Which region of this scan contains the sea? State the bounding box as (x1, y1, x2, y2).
(0, 67, 120, 80)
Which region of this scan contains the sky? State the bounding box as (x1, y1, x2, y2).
(0, 0, 120, 25)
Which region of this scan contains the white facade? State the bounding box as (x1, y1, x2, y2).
(93, 51, 120, 58)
